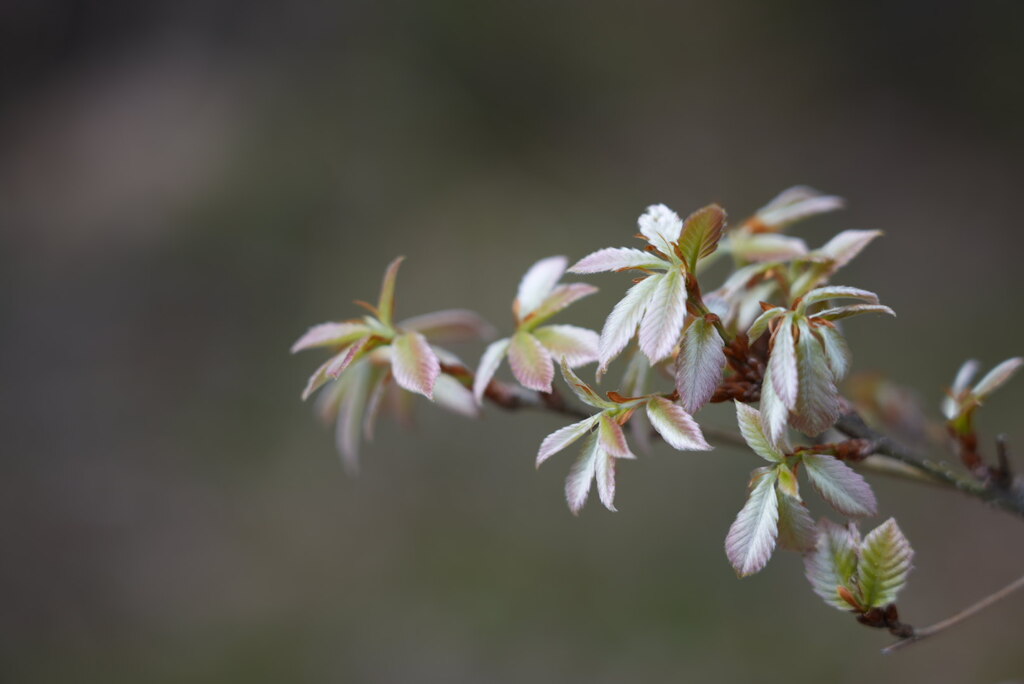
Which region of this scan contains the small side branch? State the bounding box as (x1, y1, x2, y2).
(883, 573, 1024, 654)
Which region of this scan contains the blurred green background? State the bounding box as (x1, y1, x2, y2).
(4, 1, 1024, 682)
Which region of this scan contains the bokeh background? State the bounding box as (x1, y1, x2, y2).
(4, 1, 1024, 682)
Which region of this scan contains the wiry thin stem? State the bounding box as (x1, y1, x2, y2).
(882, 573, 1024, 654)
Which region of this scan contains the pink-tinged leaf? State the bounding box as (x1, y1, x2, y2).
(645, 396, 711, 451)
(533, 325, 599, 367)
(725, 467, 780, 577)
(334, 359, 375, 474)
(777, 494, 816, 553)
(677, 204, 727, 271)
(515, 256, 568, 319)
(527, 283, 599, 327)
(638, 268, 687, 364)
(565, 434, 599, 514)
(799, 286, 879, 312)
(432, 374, 479, 418)
(747, 307, 787, 343)
(943, 358, 980, 419)
(361, 366, 391, 440)
(804, 519, 860, 611)
(802, 453, 877, 517)
(391, 331, 441, 399)
(569, 247, 665, 273)
(790, 321, 840, 436)
(815, 229, 882, 274)
(817, 324, 852, 381)
(472, 338, 511, 404)
(537, 415, 601, 466)
(675, 317, 726, 414)
(972, 357, 1023, 403)
(729, 233, 808, 262)
(398, 309, 496, 343)
(326, 336, 371, 378)
(637, 203, 683, 255)
(858, 518, 914, 609)
(291, 321, 371, 353)
(769, 316, 798, 409)
(594, 443, 618, 512)
(735, 402, 786, 462)
(813, 303, 895, 322)
(756, 186, 845, 229)
(559, 358, 616, 410)
(508, 331, 555, 392)
(376, 256, 405, 326)
(776, 463, 800, 499)
(759, 364, 790, 447)
(598, 274, 661, 373)
(302, 354, 342, 401)
(731, 282, 779, 333)
(598, 413, 635, 460)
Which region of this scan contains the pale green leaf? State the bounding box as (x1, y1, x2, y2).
(798, 286, 879, 313)
(560, 358, 616, 410)
(747, 306, 787, 343)
(376, 256, 405, 326)
(432, 374, 479, 418)
(972, 357, 1023, 403)
(598, 274, 661, 373)
(637, 203, 683, 255)
(537, 414, 601, 466)
(769, 316, 798, 409)
(776, 494, 816, 552)
(398, 309, 496, 343)
(735, 402, 786, 462)
(291, 321, 372, 353)
(817, 324, 852, 381)
(598, 413, 636, 460)
(565, 433, 600, 514)
(813, 303, 896, 321)
(569, 247, 666, 273)
(804, 519, 861, 610)
(638, 268, 687, 364)
(790, 320, 840, 436)
(858, 518, 914, 609)
(526, 283, 599, 328)
(533, 325, 600, 367)
(515, 255, 567, 319)
(755, 186, 845, 229)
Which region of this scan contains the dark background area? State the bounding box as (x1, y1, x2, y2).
(3, 1, 1024, 682)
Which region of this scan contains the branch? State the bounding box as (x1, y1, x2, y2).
(882, 573, 1024, 654)
(835, 411, 1024, 519)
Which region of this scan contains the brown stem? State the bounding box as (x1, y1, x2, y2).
(882, 573, 1024, 654)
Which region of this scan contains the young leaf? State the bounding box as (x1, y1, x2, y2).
(813, 304, 896, 321)
(804, 519, 861, 610)
(537, 414, 601, 466)
(334, 358, 375, 473)
(814, 229, 882, 274)
(769, 316, 799, 409)
(637, 268, 687, 364)
(472, 338, 511, 403)
(971, 357, 1023, 403)
(391, 331, 441, 399)
(735, 402, 786, 462)
(515, 255, 567, 319)
(598, 274, 662, 373)
(432, 374, 479, 418)
(728, 233, 808, 262)
(858, 518, 914, 609)
(532, 325, 600, 367)
(645, 396, 711, 451)
(291, 322, 372, 353)
(675, 317, 727, 414)
(594, 439, 618, 511)
(569, 247, 665, 274)
(598, 413, 636, 460)
(397, 309, 496, 344)
(790, 321, 840, 436)
(798, 286, 879, 312)
(817, 324, 852, 381)
(802, 453, 877, 517)
(677, 204, 726, 271)
(508, 331, 555, 392)
(526, 283, 599, 327)
(747, 306, 787, 343)
(376, 256, 405, 326)
(755, 186, 845, 230)
(725, 467, 780, 577)
(559, 358, 616, 410)
(637, 203, 683, 255)
(326, 336, 372, 378)
(565, 433, 600, 514)
(776, 494, 816, 552)
(759, 364, 790, 447)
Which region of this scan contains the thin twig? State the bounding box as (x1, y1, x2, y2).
(882, 573, 1024, 654)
